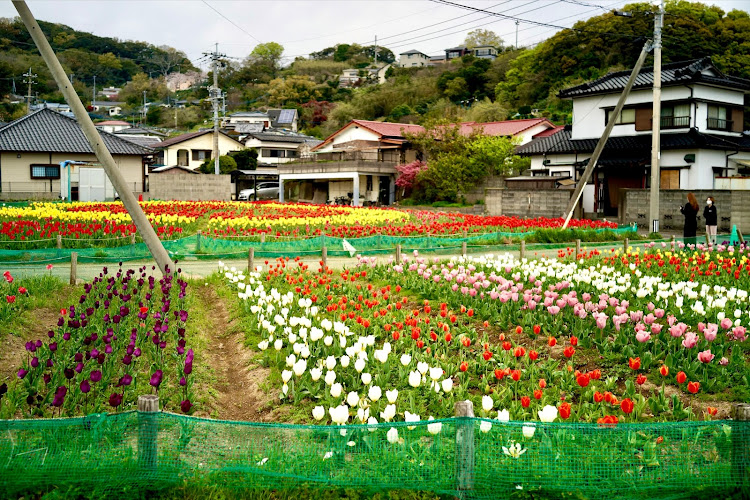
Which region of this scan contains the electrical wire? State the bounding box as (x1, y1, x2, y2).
(200, 0, 262, 44)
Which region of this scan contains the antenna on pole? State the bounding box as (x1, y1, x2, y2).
(22, 67, 37, 113)
(203, 43, 225, 175)
(515, 20, 520, 49)
(648, 0, 665, 235)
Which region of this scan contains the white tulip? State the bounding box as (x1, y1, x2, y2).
(329, 404, 349, 425)
(382, 341, 392, 354)
(312, 405, 325, 421)
(380, 404, 396, 422)
(385, 389, 399, 404)
(522, 425, 536, 438)
(292, 359, 307, 377)
(497, 409, 510, 422)
(281, 370, 293, 383)
(282, 383, 289, 395)
(346, 391, 360, 408)
(325, 356, 336, 371)
(368, 385, 382, 401)
(400, 354, 412, 366)
(480, 421, 492, 433)
(502, 441, 527, 458)
(257, 340, 269, 350)
(408, 371, 421, 388)
(356, 407, 369, 424)
(310, 367, 322, 382)
(324, 370, 336, 386)
(323, 335, 333, 346)
(361, 372, 372, 385)
(274, 339, 283, 351)
(330, 382, 342, 398)
(354, 358, 366, 373)
(538, 405, 558, 423)
(285, 353, 296, 367)
(405, 411, 421, 430)
(367, 416, 378, 431)
(429, 367, 443, 381)
(427, 416, 442, 435)
(340, 355, 350, 368)
(417, 361, 429, 374)
(441, 378, 453, 393)
(387, 427, 399, 444)
(482, 395, 494, 413)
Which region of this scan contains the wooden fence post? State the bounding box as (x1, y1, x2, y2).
(322, 246, 328, 268)
(738, 230, 745, 245)
(260, 233, 266, 244)
(705, 234, 711, 247)
(69, 252, 77, 285)
(455, 400, 475, 495)
(396, 244, 402, 264)
(671, 235, 676, 251)
(130, 233, 136, 245)
(462, 241, 467, 258)
(56, 234, 62, 249)
(196, 231, 202, 252)
(623, 238, 629, 255)
(248, 247, 254, 273)
(138, 394, 160, 471)
(575, 239, 581, 258)
(731, 403, 750, 489)
(519, 240, 526, 260)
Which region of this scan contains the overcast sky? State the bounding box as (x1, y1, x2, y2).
(2, 0, 747, 71)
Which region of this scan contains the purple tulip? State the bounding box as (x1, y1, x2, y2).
(149, 370, 163, 388)
(46, 358, 54, 368)
(179, 376, 186, 386)
(180, 399, 193, 413)
(118, 374, 133, 387)
(109, 392, 123, 408)
(122, 355, 132, 365)
(47, 330, 55, 338)
(17, 368, 28, 379)
(80, 380, 90, 393)
(74, 362, 84, 373)
(31, 357, 39, 368)
(75, 352, 83, 362)
(105, 345, 113, 354)
(49, 342, 57, 352)
(51, 386, 67, 407)
(91, 349, 99, 358)
(64, 367, 74, 379)
(134, 348, 141, 357)
(90, 370, 102, 383)
(35, 340, 42, 348)
(63, 332, 70, 341)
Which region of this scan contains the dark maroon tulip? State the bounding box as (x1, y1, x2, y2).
(149, 370, 163, 388)
(117, 374, 133, 387)
(49, 342, 57, 352)
(109, 393, 123, 407)
(51, 386, 67, 407)
(180, 400, 193, 413)
(17, 368, 28, 379)
(80, 380, 90, 394)
(179, 376, 186, 386)
(122, 355, 132, 365)
(90, 370, 102, 383)
(31, 357, 39, 368)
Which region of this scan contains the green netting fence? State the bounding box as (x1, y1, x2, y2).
(0, 410, 748, 499)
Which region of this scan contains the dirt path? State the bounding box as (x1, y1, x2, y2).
(195, 285, 274, 421)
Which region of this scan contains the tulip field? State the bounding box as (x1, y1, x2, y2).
(0, 202, 748, 498)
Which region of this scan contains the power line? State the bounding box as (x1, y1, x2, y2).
(200, 0, 261, 44)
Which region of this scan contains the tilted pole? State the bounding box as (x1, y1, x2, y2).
(561, 39, 653, 229)
(13, 0, 174, 275)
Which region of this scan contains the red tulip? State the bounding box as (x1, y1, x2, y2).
(620, 398, 635, 414)
(529, 350, 539, 361)
(533, 389, 542, 400)
(563, 346, 575, 358)
(570, 336, 578, 346)
(589, 369, 601, 380)
(459, 361, 468, 372)
(548, 337, 556, 347)
(558, 402, 571, 419)
(533, 325, 541, 335)
(636, 374, 647, 385)
(659, 365, 669, 377)
(520, 396, 530, 408)
(594, 391, 604, 403)
(676, 371, 687, 384)
(687, 381, 700, 394)
(628, 357, 641, 370)
(576, 373, 590, 388)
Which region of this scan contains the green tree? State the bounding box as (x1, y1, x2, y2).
(249, 42, 284, 70)
(230, 149, 258, 170)
(464, 29, 503, 49)
(199, 155, 237, 174)
(265, 75, 321, 107)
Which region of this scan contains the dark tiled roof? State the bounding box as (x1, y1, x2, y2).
(0, 108, 151, 155)
(154, 130, 244, 149)
(114, 126, 167, 137)
(558, 58, 750, 98)
(400, 49, 429, 56)
(117, 135, 163, 148)
(246, 131, 321, 145)
(516, 127, 750, 156)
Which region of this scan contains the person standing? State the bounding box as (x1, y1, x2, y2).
(703, 196, 717, 246)
(680, 193, 699, 245)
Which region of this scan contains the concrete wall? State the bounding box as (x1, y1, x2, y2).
(620, 189, 750, 232)
(464, 175, 505, 204)
(485, 188, 574, 218)
(149, 172, 231, 201)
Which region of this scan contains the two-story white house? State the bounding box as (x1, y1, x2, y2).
(398, 50, 430, 68)
(516, 57, 750, 217)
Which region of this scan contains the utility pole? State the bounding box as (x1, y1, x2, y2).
(204, 43, 224, 175)
(92, 75, 96, 107)
(561, 39, 654, 229)
(649, 0, 665, 234)
(142, 89, 147, 125)
(23, 67, 37, 113)
(515, 20, 519, 49)
(374, 35, 378, 65)
(12, 0, 173, 275)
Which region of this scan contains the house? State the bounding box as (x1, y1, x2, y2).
(452, 118, 557, 145)
(243, 129, 321, 165)
(165, 71, 203, 92)
(428, 55, 447, 66)
(278, 120, 425, 206)
(29, 102, 72, 117)
(113, 126, 168, 148)
(398, 50, 430, 68)
(0, 108, 152, 200)
(471, 45, 498, 60)
(98, 87, 121, 100)
(222, 111, 271, 130)
(92, 101, 125, 117)
(95, 120, 131, 134)
(152, 130, 245, 170)
(445, 46, 470, 60)
(339, 64, 391, 88)
(516, 57, 750, 217)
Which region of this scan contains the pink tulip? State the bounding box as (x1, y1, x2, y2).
(681, 332, 698, 349)
(669, 325, 684, 338)
(697, 349, 715, 363)
(697, 322, 706, 333)
(733, 326, 747, 341)
(703, 324, 718, 342)
(719, 357, 729, 366)
(595, 314, 607, 330)
(547, 306, 560, 315)
(647, 302, 655, 311)
(651, 323, 663, 334)
(667, 315, 677, 326)
(643, 313, 656, 325)
(720, 318, 733, 330)
(635, 331, 651, 343)
(654, 309, 665, 319)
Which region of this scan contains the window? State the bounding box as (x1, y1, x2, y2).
(707, 105, 731, 130)
(177, 149, 189, 166)
(660, 104, 690, 128)
(261, 149, 297, 158)
(606, 108, 636, 125)
(30, 164, 60, 179)
(191, 150, 212, 161)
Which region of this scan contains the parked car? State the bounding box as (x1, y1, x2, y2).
(238, 182, 279, 201)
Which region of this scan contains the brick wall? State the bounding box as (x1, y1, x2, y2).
(148, 173, 231, 201)
(620, 189, 745, 232)
(486, 189, 574, 218)
(464, 175, 505, 204)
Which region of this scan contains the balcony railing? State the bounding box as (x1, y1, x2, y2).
(660, 116, 690, 128)
(707, 118, 733, 131)
(290, 150, 403, 163)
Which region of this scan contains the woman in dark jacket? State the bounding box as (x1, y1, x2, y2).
(680, 193, 698, 245)
(703, 196, 717, 246)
